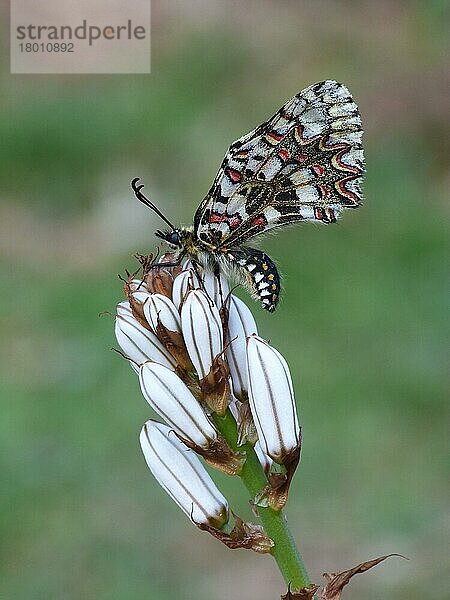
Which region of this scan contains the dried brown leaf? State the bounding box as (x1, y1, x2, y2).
(198, 514, 274, 554)
(200, 356, 230, 415)
(256, 441, 301, 511)
(236, 400, 258, 446)
(182, 434, 246, 476)
(123, 277, 151, 331)
(154, 323, 193, 371)
(135, 251, 182, 297)
(321, 554, 406, 600)
(219, 302, 230, 339)
(133, 252, 155, 278)
(146, 268, 174, 296)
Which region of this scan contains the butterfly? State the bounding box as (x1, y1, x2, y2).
(132, 80, 365, 311)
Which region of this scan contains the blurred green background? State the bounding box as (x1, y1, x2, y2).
(1, 1, 448, 599)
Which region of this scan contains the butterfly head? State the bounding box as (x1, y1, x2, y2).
(155, 228, 182, 248)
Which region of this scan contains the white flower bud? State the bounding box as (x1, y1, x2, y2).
(247, 335, 301, 464)
(201, 270, 230, 308)
(116, 300, 132, 318)
(128, 279, 149, 293)
(229, 397, 271, 471)
(143, 293, 181, 333)
(254, 440, 273, 473)
(139, 362, 217, 449)
(127, 279, 151, 304)
(226, 295, 257, 400)
(140, 421, 229, 528)
(181, 290, 224, 379)
(182, 259, 194, 270)
(115, 303, 177, 370)
(228, 396, 239, 420)
(172, 269, 201, 310)
(132, 290, 152, 305)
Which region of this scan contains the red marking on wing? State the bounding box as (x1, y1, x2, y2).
(295, 124, 321, 145)
(319, 135, 348, 151)
(336, 178, 360, 204)
(312, 164, 325, 177)
(296, 153, 308, 163)
(295, 125, 305, 142)
(278, 149, 290, 162)
(251, 215, 268, 229)
(209, 212, 227, 224)
(267, 131, 284, 142)
(209, 211, 243, 229)
(326, 208, 336, 222)
(334, 147, 361, 174)
(317, 184, 331, 200)
(229, 215, 242, 229)
(226, 167, 242, 183)
(314, 207, 324, 221)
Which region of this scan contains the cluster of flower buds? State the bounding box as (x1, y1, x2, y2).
(114, 253, 302, 550)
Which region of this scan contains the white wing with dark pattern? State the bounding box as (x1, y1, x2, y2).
(194, 80, 364, 250)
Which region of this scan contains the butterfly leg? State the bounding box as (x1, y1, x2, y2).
(191, 260, 213, 299)
(227, 247, 281, 312)
(155, 260, 183, 268)
(144, 251, 186, 271)
(212, 263, 230, 309)
(181, 259, 220, 307)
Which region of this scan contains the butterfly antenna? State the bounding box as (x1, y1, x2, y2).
(131, 178, 176, 231)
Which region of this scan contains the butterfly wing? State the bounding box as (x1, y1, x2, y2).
(194, 80, 364, 251)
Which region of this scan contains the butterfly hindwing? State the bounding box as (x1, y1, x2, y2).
(194, 80, 364, 251)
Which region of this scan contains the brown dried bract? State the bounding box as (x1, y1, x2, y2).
(256, 438, 301, 511)
(219, 302, 230, 339)
(133, 252, 155, 278)
(181, 435, 246, 476)
(146, 267, 174, 297)
(123, 276, 151, 331)
(154, 322, 193, 372)
(281, 583, 319, 599)
(135, 252, 181, 297)
(200, 356, 231, 415)
(180, 369, 202, 398)
(236, 400, 258, 446)
(198, 514, 274, 554)
(321, 554, 406, 600)
(281, 553, 405, 600)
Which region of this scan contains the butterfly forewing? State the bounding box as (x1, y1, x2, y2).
(194, 80, 365, 251)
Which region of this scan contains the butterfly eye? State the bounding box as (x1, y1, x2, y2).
(167, 231, 181, 247)
(155, 230, 181, 247)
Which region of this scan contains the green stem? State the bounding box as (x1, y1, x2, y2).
(213, 409, 310, 590)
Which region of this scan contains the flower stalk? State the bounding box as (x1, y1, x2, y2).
(212, 409, 310, 590)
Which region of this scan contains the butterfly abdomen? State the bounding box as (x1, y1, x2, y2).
(225, 247, 281, 312)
